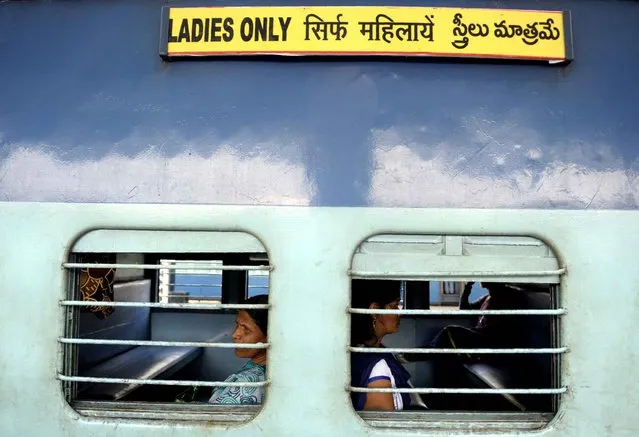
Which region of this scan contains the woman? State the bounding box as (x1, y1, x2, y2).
(208, 294, 268, 404)
(350, 279, 413, 411)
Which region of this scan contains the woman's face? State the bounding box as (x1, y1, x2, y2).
(375, 297, 401, 337)
(232, 310, 267, 361)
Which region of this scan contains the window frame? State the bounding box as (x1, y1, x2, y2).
(60, 230, 272, 423)
(348, 233, 566, 430)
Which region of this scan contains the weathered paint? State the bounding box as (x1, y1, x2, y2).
(0, 202, 637, 436)
(1, 1, 639, 434)
(1, 0, 638, 208)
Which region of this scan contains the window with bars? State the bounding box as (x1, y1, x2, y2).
(59, 230, 270, 422)
(158, 260, 271, 304)
(349, 234, 565, 430)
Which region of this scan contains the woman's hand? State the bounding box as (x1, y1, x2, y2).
(363, 379, 396, 411)
(459, 281, 475, 309)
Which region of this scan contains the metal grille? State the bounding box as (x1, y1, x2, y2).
(60, 260, 271, 399)
(348, 270, 567, 414)
(348, 268, 566, 279)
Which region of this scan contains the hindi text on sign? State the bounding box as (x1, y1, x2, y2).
(359, 14, 435, 44)
(304, 14, 348, 41)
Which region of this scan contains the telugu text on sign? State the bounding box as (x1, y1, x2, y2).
(160, 6, 573, 62)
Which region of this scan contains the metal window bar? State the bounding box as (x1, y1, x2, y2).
(58, 374, 269, 388)
(550, 284, 562, 412)
(62, 264, 71, 400)
(59, 301, 270, 310)
(168, 283, 223, 287)
(166, 294, 222, 297)
(62, 262, 272, 272)
(59, 338, 269, 349)
(349, 346, 567, 354)
(165, 281, 267, 294)
(348, 387, 567, 395)
(348, 267, 566, 279)
(63, 253, 83, 402)
(349, 308, 566, 316)
(63, 256, 80, 401)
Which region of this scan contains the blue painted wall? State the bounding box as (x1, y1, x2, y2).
(1, 0, 637, 208)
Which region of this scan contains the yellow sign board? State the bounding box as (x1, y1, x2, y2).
(160, 6, 573, 63)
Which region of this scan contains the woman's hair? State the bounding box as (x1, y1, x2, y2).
(350, 279, 401, 345)
(243, 294, 269, 336)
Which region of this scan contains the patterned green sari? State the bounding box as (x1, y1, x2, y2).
(208, 361, 266, 404)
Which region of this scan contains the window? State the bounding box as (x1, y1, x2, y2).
(248, 269, 270, 298)
(59, 230, 270, 422)
(159, 260, 224, 304)
(349, 234, 565, 431)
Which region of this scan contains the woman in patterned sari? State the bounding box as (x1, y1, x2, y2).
(208, 294, 269, 404)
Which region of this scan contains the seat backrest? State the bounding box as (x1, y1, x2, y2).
(78, 279, 151, 370)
